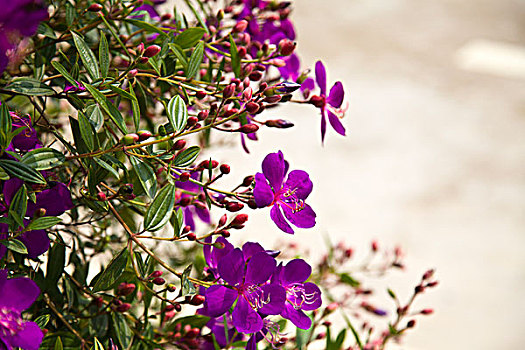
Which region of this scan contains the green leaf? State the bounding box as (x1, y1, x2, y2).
(45, 239, 66, 289)
(99, 33, 110, 79)
(112, 312, 133, 349)
(172, 146, 200, 167)
(108, 85, 137, 102)
(0, 239, 28, 254)
(9, 185, 27, 228)
(129, 84, 141, 131)
(229, 35, 240, 78)
(51, 61, 78, 87)
(34, 314, 51, 329)
(92, 248, 128, 292)
(71, 31, 100, 80)
(166, 95, 188, 133)
(86, 104, 104, 131)
(130, 157, 157, 199)
(125, 19, 169, 39)
(94, 158, 120, 179)
(4, 78, 56, 96)
(339, 273, 360, 287)
(0, 159, 46, 184)
(296, 313, 314, 350)
(54, 337, 63, 350)
(78, 111, 95, 151)
(182, 0, 209, 35)
(173, 28, 206, 49)
(21, 148, 66, 170)
(387, 288, 397, 300)
(0, 102, 11, 149)
(186, 42, 204, 79)
(169, 43, 188, 67)
(27, 216, 63, 230)
(181, 264, 196, 296)
(84, 83, 128, 134)
(144, 184, 176, 231)
(92, 337, 105, 350)
(37, 23, 57, 39)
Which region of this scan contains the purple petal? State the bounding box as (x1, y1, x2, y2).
(280, 19, 296, 40)
(3, 178, 23, 205)
(258, 284, 286, 315)
(282, 303, 312, 329)
(218, 248, 245, 286)
(6, 321, 43, 350)
(245, 252, 276, 285)
(253, 173, 274, 208)
(195, 206, 211, 224)
(284, 170, 313, 200)
(240, 133, 250, 154)
(183, 207, 196, 231)
(301, 77, 315, 92)
(315, 61, 327, 95)
(327, 110, 346, 136)
(232, 296, 263, 333)
(204, 285, 237, 317)
(0, 275, 40, 310)
(18, 229, 50, 259)
(301, 282, 322, 311)
(0, 243, 6, 260)
(270, 205, 294, 234)
(282, 203, 316, 229)
(27, 182, 73, 217)
(241, 242, 265, 260)
(327, 82, 344, 108)
(262, 151, 286, 192)
(210, 237, 234, 270)
(321, 109, 327, 143)
(283, 259, 312, 285)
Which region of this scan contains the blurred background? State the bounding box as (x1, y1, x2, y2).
(179, 0, 525, 348)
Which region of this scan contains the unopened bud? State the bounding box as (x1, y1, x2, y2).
(421, 308, 434, 315)
(267, 58, 286, 67)
(189, 294, 205, 306)
(276, 81, 301, 94)
(246, 102, 260, 114)
(220, 229, 230, 237)
(186, 328, 200, 338)
(407, 320, 416, 328)
(197, 110, 208, 120)
(218, 214, 228, 227)
(249, 71, 263, 81)
(128, 69, 138, 78)
(265, 119, 294, 128)
(144, 45, 161, 58)
(213, 241, 226, 249)
(149, 270, 163, 278)
(220, 164, 230, 174)
(231, 214, 248, 226)
(242, 175, 254, 186)
(279, 39, 296, 56)
(187, 232, 196, 241)
(179, 197, 191, 206)
(179, 172, 190, 182)
(34, 208, 47, 218)
(371, 240, 378, 252)
(239, 124, 259, 133)
(136, 43, 145, 55)
(326, 302, 338, 312)
(415, 285, 425, 294)
(122, 133, 139, 145)
(138, 57, 149, 64)
(226, 202, 244, 212)
(263, 95, 281, 104)
(238, 46, 247, 58)
(195, 90, 206, 99)
(137, 130, 152, 141)
(167, 284, 177, 292)
(116, 303, 131, 312)
(152, 277, 165, 285)
(242, 87, 253, 101)
(223, 84, 235, 99)
(88, 3, 103, 12)
(423, 269, 435, 280)
(174, 139, 186, 150)
(310, 95, 324, 108)
(117, 283, 136, 296)
(233, 20, 248, 33)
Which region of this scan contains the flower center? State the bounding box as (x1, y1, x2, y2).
(0, 307, 23, 337)
(260, 319, 286, 347)
(240, 284, 270, 311)
(277, 187, 305, 213)
(286, 283, 319, 310)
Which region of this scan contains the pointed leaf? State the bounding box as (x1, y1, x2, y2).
(0, 239, 28, 255)
(173, 146, 200, 167)
(173, 28, 205, 49)
(27, 216, 63, 230)
(21, 148, 66, 170)
(84, 83, 128, 134)
(92, 248, 128, 292)
(186, 42, 204, 79)
(71, 31, 100, 80)
(144, 183, 176, 231)
(99, 33, 109, 79)
(0, 159, 46, 184)
(4, 78, 56, 96)
(181, 264, 196, 296)
(229, 35, 240, 77)
(78, 111, 95, 151)
(167, 95, 188, 133)
(130, 157, 157, 198)
(51, 61, 78, 87)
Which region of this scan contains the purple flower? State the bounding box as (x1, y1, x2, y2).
(203, 243, 286, 333)
(310, 61, 347, 143)
(63, 81, 86, 93)
(272, 259, 322, 329)
(9, 113, 42, 152)
(253, 151, 316, 234)
(0, 0, 48, 73)
(0, 222, 50, 260)
(174, 172, 211, 230)
(0, 270, 43, 350)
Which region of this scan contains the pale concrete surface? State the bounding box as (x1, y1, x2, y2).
(223, 0, 525, 349)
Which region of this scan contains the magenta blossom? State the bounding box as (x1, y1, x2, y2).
(203, 243, 286, 333)
(306, 61, 346, 143)
(0, 270, 43, 350)
(253, 151, 316, 234)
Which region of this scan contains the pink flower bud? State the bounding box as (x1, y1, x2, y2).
(88, 3, 103, 12)
(137, 130, 152, 141)
(239, 124, 259, 133)
(223, 84, 236, 99)
(246, 102, 260, 114)
(231, 214, 248, 226)
(233, 20, 248, 33)
(116, 303, 131, 312)
(179, 172, 190, 182)
(144, 45, 161, 58)
(226, 202, 244, 212)
(174, 139, 186, 150)
(279, 39, 296, 56)
(152, 277, 165, 285)
(220, 164, 230, 174)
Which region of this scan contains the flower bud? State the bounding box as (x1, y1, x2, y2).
(121, 133, 139, 145)
(415, 285, 425, 294)
(279, 39, 296, 56)
(195, 90, 206, 99)
(137, 130, 152, 141)
(226, 202, 244, 212)
(267, 58, 286, 67)
(371, 240, 378, 252)
(247, 199, 257, 209)
(213, 241, 225, 249)
(239, 124, 259, 134)
(182, 225, 191, 234)
(174, 139, 186, 150)
(309, 95, 324, 108)
(421, 308, 434, 315)
(165, 304, 175, 312)
(34, 208, 46, 218)
(238, 46, 247, 58)
(200, 159, 219, 169)
(189, 294, 205, 306)
(407, 320, 416, 328)
(233, 20, 248, 33)
(136, 43, 145, 55)
(138, 57, 149, 64)
(161, 13, 172, 21)
(220, 164, 230, 174)
(223, 84, 236, 99)
(179, 172, 190, 182)
(117, 283, 136, 296)
(187, 116, 198, 127)
(144, 45, 161, 58)
(220, 229, 230, 237)
(116, 303, 132, 312)
(242, 175, 254, 186)
(128, 69, 138, 78)
(179, 197, 191, 206)
(167, 284, 177, 292)
(246, 102, 260, 114)
(242, 87, 253, 101)
(231, 214, 248, 227)
(186, 232, 196, 241)
(152, 277, 165, 285)
(218, 214, 228, 227)
(197, 110, 208, 120)
(276, 81, 301, 94)
(423, 269, 435, 280)
(149, 270, 163, 278)
(263, 95, 281, 104)
(88, 3, 103, 12)
(248, 71, 263, 81)
(264, 119, 294, 128)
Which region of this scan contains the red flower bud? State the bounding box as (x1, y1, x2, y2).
(220, 164, 230, 174)
(149, 270, 163, 278)
(223, 84, 236, 99)
(421, 308, 434, 315)
(407, 320, 416, 328)
(117, 283, 136, 296)
(218, 214, 228, 227)
(197, 110, 208, 120)
(186, 232, 196, 241)
(233, 20, 248, 33)
(144, 45, 161, 58)
(167, 284, 177, 292)
(226, 202, 244, 212)
(187, 116, 198, 127)
(121, 133, 139, 145)
(264, 119, 294, 128)
(309, 95, 324, 108)
(246, 102, 260, 114)
(174, 139, 186, 150)
(137, 130, 152, 141)
(138, 57, 149, 64)
(128, 69, 138, 78)
(263, 95, 281, 104)
(371, 240, 378, 252)
(189, 294, 205, 306)
(231, 214, 248, 226)
(179, 197, 191, 206)
(195, 90, 206, 99)
(249, 71, 263, 81)
(423, 269, 435, 280)
(242, 175, 254, 186)
(88, 3, 103, 12)
(220, 229, 230, 237)
(238, 46, 247, 58)
(97, 192, 107, 201)
(278, 39, 296, 56)
(242, 87, 253, 101)
(239, 124, 259, 133)
(116, 303, 132, 312)
(152, 277, 165, 285)
(179, 172, 190, 182)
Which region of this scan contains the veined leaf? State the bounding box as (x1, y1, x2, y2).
(27, 216, 63, 230)
(51, 61, 78, 87)
(144, 183, 176, 231)
(0, 159, 46, 184)
(71, 31, 100, 80)
(166, 95, 188, 133)
(92, 248, 128, 292)
(4, 78, 56, 96)
(84, 83, 128, 134)
(173, 146, 200, 167)
(130, 157, 157, 199)
(99, 33, 110, 79)
(187, 42, 204, 79)
(0, 239, 28, 255)
(229, 35, 240, 77)
(174, 27, 206, 49)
